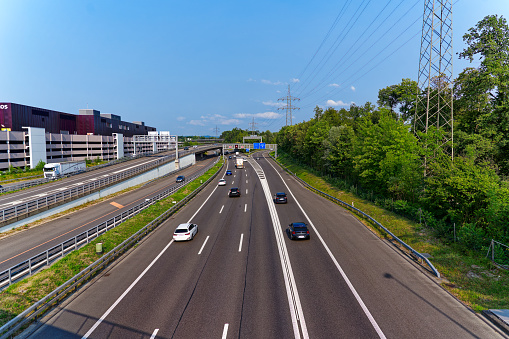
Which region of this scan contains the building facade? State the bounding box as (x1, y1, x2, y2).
(0, 103, 156, 137)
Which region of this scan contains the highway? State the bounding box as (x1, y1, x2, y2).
(0, 155, 217, 273)
(25, 153, 505, 338)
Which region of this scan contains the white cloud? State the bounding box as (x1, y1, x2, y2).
(326, 99, 354, 107)
(291, 78, 300, 83)
(262, 100, 285, 107)
(176, 116, 186, 121)
(261, 79, 283, 85)
(247, 78, 256, 82)
(328, 83, 340, 87)
(189, 114, 239, 126)
(234, 112, 281, 119)
(351, 85, 356, 91)
(189, 120, 205, 126)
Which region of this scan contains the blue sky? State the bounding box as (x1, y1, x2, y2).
(1, 0, 508, 136)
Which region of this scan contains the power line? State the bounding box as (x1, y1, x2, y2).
(278, 85, 300, 126)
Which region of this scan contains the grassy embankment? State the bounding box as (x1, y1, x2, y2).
(275, 152, 508, 312)
(0, 159, 223, 327)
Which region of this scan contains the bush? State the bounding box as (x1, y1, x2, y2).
(35, 160, 45, 171)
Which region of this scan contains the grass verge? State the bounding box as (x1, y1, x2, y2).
(275, 152, 509, 312)
(0, 159, 223, 328)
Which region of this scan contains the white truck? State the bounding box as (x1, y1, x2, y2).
(235, 158, 244, 169)
(43, 161, 86, 179)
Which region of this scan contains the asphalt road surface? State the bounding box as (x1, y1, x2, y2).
(0, 155, 217, 273)
(26, 153, 505, 338)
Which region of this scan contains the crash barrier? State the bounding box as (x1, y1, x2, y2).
(0, 151, 190, 222)
(0, 159, 218, 289)
(269, 154, 440, 278)
(0, 152, 156, 195)
(0, 158, 223, 339)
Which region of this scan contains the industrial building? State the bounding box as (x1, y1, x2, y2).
(0, 102, 166, 170)
(0, 102, 156, 137)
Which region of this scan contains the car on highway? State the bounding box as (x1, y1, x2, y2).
(226, 170, 232, 175)
(218, 179, 226, 186)
(228, 187, 241, 197)
(274, 192, 287, 204)
(288, 222, 310, 240)
(173, 223, 198, 241)
(184, 146, 189, 150)
(229, 156, 232, 159)
(176, 175, 185, 183)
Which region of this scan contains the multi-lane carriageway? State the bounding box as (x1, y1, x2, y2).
(22, 153, 504, 338)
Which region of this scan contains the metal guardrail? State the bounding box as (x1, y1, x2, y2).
(0, 158, 218, 289)
(269, 154, 440, 278)
(0, 152, 188, 222)
(0, 151, 166, 195)
(0, 158, 223, 339)
(0, 145, 218, 196)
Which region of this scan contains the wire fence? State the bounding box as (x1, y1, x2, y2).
(486, 239, 509, 269)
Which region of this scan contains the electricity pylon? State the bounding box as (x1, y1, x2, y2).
(414, 0, 454, 168)
(278, 85, 300, 126)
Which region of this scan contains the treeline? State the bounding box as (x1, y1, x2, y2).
(277, 15, 509, 251)
(221, 127, 277, 144)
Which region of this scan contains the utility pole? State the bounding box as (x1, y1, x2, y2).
(278, 85, 300, 126)
(248, 118, 257, 135)
(414, 0, 454, 171)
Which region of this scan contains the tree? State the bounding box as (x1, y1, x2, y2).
(322, 125, 355, 180)
(457, 15, 509, 174)
(353, 109, 421, 198)
(377, 78, 418, 122)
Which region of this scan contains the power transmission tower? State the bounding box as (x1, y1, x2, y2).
(278, 85, 300, 126)
(248, 118, 257, 135)
(213, 125, 220, 139)
(414, 0, 454, 169)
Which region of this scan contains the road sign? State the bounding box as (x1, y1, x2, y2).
(254, 143, 266, 149)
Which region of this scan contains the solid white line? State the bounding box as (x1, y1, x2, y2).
(187, 184, 219, 223)
(222, 323, 229, 339)
(239, 233, 244, 252)
(81, 240, 174, 339)
(265, 157, 387, 339)
(220, 205, 224, 214)
(198, 236, 210, 255)
(247, 159, 308, 339)
(246, 189, 248, 194)
(150, 329, 159, 339)
(244, 204, 247, 212)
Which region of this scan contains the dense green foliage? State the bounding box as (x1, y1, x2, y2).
(275, 15, 509, 254)
(220, 127, 277, 144)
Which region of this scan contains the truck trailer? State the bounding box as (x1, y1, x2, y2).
(235, 158, 244, 169)
(43, 161, 86, 179)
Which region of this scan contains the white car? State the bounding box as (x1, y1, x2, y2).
(218, 179, 226, 186)
(173, 223, 198, 241)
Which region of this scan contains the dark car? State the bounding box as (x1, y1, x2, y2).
(184, 146, 189, 150)
(228, 187, 241, 197)
(226, 170, 232, 175)
(288, 222, 310, 240)
(229, 156, 232, 159)
(274, 192, 287, 204)
(176, 175, 185, 183)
